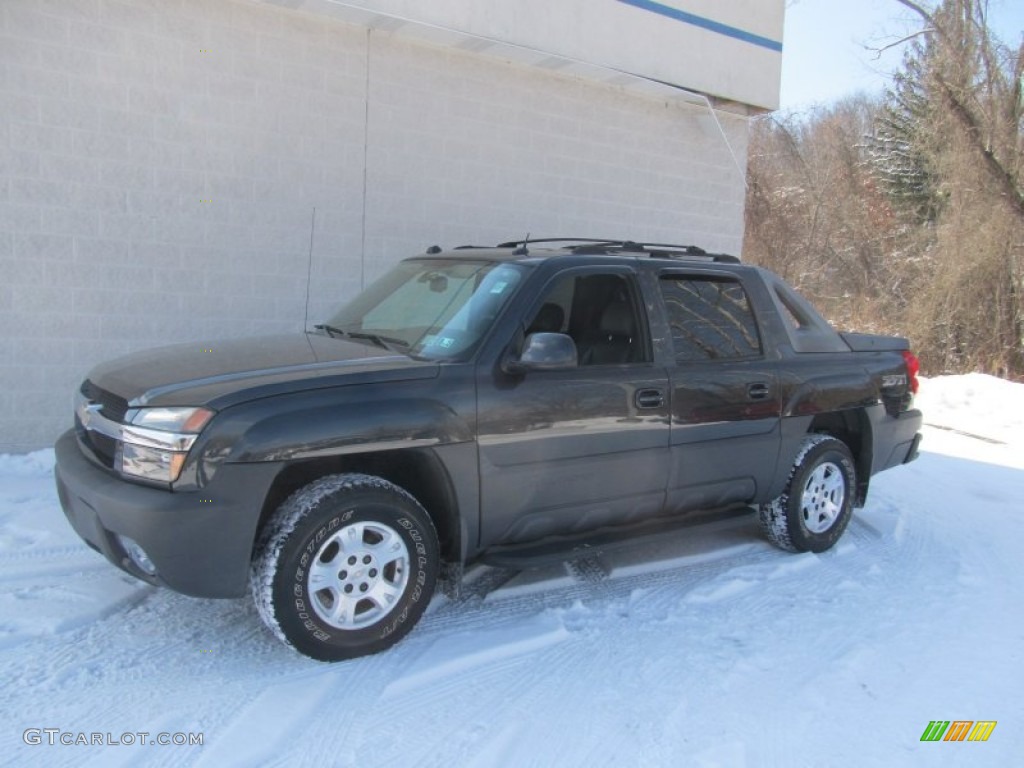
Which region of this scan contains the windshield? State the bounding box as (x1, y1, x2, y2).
(325, 259, 529, 360)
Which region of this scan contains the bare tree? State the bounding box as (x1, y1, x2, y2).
(747, 0, 1024, 377)
(881, 0, 1024, 374)
(745, 97, 907, 333)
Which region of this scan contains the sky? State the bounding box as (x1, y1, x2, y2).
(779, 0, 1024, 113)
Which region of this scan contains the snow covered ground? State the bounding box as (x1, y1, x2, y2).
(1, 374, 1021, 767)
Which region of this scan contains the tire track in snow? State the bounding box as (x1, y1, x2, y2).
(336, 517, 818, 765)
(288, 562, 584, 766)
(382, 612, 571, 699)
(347, 612, 585, 767)
(0, 558, 109, 585)
(0, 574, 152, 655)
(189, 668, 347, 767)
(0, 469, 965, 768)
(3, 590, 331, 768)
(298, 538, 757, 767)
(0, 543, 94, 564)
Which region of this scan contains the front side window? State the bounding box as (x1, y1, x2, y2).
(659, 276, 762, 361)
(526, 272, 648, 365)
(327, 259, 527, 359)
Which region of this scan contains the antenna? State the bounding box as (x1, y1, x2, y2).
(303, 207, 316, 331)
(512, 232, 531, 256)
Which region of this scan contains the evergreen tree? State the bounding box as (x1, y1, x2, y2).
(868, 48, 943, 223)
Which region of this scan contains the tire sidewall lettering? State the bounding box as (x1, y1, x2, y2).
(291, 518, 344, 640)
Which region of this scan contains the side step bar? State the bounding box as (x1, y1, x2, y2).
(478, 505, 752, 570)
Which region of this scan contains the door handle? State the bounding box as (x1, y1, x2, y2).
(635, 389, 664, 409)
(747, 382, 770, 400)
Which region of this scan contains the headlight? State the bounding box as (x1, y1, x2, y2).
(129, 407, 214, 432)
(121, 443, 190, 484)
(119, 407, 215, 483)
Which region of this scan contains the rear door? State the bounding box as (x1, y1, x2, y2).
(655, 271, 782, 512)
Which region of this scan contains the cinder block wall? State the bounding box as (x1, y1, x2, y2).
(0, 0, 748, 452)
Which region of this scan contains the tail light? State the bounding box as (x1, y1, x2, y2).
(901, 350, 920, 394)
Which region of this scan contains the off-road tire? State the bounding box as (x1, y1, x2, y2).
(758, 435, 856, 553)
(251, 473, 439, 662)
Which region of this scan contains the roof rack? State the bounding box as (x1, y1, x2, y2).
(493, 238, 740, 263)
(496, 238, 623, 248)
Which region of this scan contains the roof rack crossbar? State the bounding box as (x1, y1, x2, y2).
(496, 238, 623, 248)
(491, 238, 740, 263)
(569, 241, 706, 255)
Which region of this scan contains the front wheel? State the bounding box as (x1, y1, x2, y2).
(758, 435, 856, 553)
(251, 474, 439, 661)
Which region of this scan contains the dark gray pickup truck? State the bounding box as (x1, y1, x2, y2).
(54, 239, 922, 661)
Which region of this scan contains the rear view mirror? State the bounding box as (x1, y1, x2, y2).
(417, 272, 449, 293)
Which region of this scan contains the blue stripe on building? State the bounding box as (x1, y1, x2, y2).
(617, 0, 783, 52)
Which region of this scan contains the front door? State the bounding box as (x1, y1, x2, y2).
(476, 267, 671, 547)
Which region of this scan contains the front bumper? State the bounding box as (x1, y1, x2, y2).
(54, 429, 282, 598)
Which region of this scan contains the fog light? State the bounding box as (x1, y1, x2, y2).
(117, 534, 157, 576)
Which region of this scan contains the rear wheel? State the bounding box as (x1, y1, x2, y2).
(758, 435, 856, 553)
(251, 473, 439, 661)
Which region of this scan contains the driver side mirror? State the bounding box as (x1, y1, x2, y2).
(502, 332, 578, 374)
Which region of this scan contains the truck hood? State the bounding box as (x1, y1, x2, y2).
(87, 333, 438, 408)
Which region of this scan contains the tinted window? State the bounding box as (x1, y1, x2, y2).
(659, 277, 761, 361)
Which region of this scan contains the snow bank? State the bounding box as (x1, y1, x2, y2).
(0, 448, 55, 477)
(917, 372, 1024, 444)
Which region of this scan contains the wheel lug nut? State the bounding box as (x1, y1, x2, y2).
(369, 568, 377, 578)
(363, 555, 371, 564)
(360, 583, 368, 592)
(344, 584, 353, 593)
(339, 570, 347, 579)
(348, 556, 357, 565)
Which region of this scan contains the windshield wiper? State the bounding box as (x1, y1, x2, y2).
(314, 324, 346, 339)
(314, 325, 409, 352)
(345, 331, 409, 351)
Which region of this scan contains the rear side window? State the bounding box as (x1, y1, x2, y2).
(659, 276, 762, 361)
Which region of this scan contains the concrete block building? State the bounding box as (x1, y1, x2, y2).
(0, 0, 784, 451)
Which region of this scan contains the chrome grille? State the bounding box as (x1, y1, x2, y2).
(81, 380, 129, 422)
(77, 380, 127, 469)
